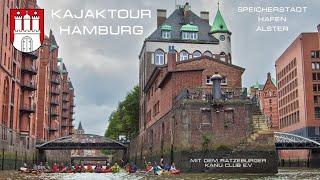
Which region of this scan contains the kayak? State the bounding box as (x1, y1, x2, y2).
(171, 170, 181, 175)
(97, 169, 113, 173)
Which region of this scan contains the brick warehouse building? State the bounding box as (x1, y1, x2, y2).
(259, 73, 279, 131)
(276, 25, 320, 160)
(0, 0, 75, 168)
(138, 3, 242, 133)
(129, 3, 278, 173)
(36, 31, 75, 142)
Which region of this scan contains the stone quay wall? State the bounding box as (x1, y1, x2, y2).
(129, 99, 278, 173)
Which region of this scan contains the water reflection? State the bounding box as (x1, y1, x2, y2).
(1, 168, 320, 180)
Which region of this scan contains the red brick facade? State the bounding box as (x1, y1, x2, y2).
(141, 51, 244, 131)
(276, 31, 320, 137)
(0, 0, 75, 153)
(259, 73, 279, 131)
(36, 31, 75, 141)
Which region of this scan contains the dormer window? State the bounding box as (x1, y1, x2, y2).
(181, 24, 199, 40)
(161, 24, 172, 39)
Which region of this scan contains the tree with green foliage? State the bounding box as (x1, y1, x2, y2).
(104, 86, 139, 141)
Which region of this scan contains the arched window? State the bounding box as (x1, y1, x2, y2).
(154, 49, 165, 65)
(203, 51, 213, 57)
(2, 78, 9, 128)
(180, 50, 189, 61)
(228, 53, 232, 63)
(220, 52, 226, 62)
(192, 51, 202, 58)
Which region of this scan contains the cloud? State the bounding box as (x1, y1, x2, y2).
(38, 0, 320, 135)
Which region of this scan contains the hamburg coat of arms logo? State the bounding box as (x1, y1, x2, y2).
(10, 9, 44, 53)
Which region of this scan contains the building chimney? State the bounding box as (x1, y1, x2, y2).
(157, 9, 167, 27)
(211, 73, 223, 100)
(168, 46, 176, 71)
(183, 2, 190, 22)
(267, 72, 271, 80)
(200, 11, 209, 24)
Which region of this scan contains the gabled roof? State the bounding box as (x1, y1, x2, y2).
(146, 9, 219, 44)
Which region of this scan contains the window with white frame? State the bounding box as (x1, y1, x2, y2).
(162, 31, 171, 39)
(206, 75, 227, 85)
(220, 52, 226, 62)
(180, 50, 189, 61)
(154, 49, 165, 65)
(221, 76, 227, 85)
(182, 32, 198, 40)
(193, 51, 201, 58)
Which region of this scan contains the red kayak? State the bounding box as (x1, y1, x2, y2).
(98, 168, 112, 173)
(171, 170, 181, 175)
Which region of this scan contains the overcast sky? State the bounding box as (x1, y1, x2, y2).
(37, 0, 320, 135)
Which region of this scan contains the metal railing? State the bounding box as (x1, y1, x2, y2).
(21, 65, 37, 75)
(21, 82, 37, 91)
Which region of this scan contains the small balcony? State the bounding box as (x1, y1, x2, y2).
(21, 65, 37, 75)
(51, 88, 60, 95)
(20, 104, 35, 113)
(61, 122, 68, 127)
(62, 114, 69, 119)
(49, 121, 59, 131)
(50, 99, 59, 106)
(50, 111, 59, 117)
(62, 104, 68, 110)
(71, 103, 76, 107)
(21, 82, 37, 91)
(51, 67, 60, 74)
(50, 78, 60, 85)
(22, 52, 38, 60)
(70, 110, 75, 114)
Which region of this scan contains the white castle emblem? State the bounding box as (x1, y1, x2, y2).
(13, 11, 41, 53)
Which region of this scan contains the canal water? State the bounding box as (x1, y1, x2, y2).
(1, 168, 320, 179)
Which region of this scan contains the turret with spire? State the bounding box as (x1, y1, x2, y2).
(210, 1, 232, 64)
(77, 121, 84, 134)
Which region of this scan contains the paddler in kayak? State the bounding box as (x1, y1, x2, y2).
(111, 162, 120, 173)
(75, 163, 81, 173)
(19, 163, 30, 173)
(130, 163, 138, 173)
(153, 162, 164, 175)
(60, 163, 67, 173)
(87, 164, 94, 173)
(145, 162, 153, 173)
(169, 162, 181, 174)
(51, 163, 59, 173)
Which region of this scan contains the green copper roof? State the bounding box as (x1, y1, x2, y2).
(57, 58, 63, 62)
(250, 81, 264, 90)
(61, 69, 68, 74)
(180, 24, 199, 32)
(50, 44, 58, 51)
(210, 9, 229, 33)
(161, 24, 172, 31)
